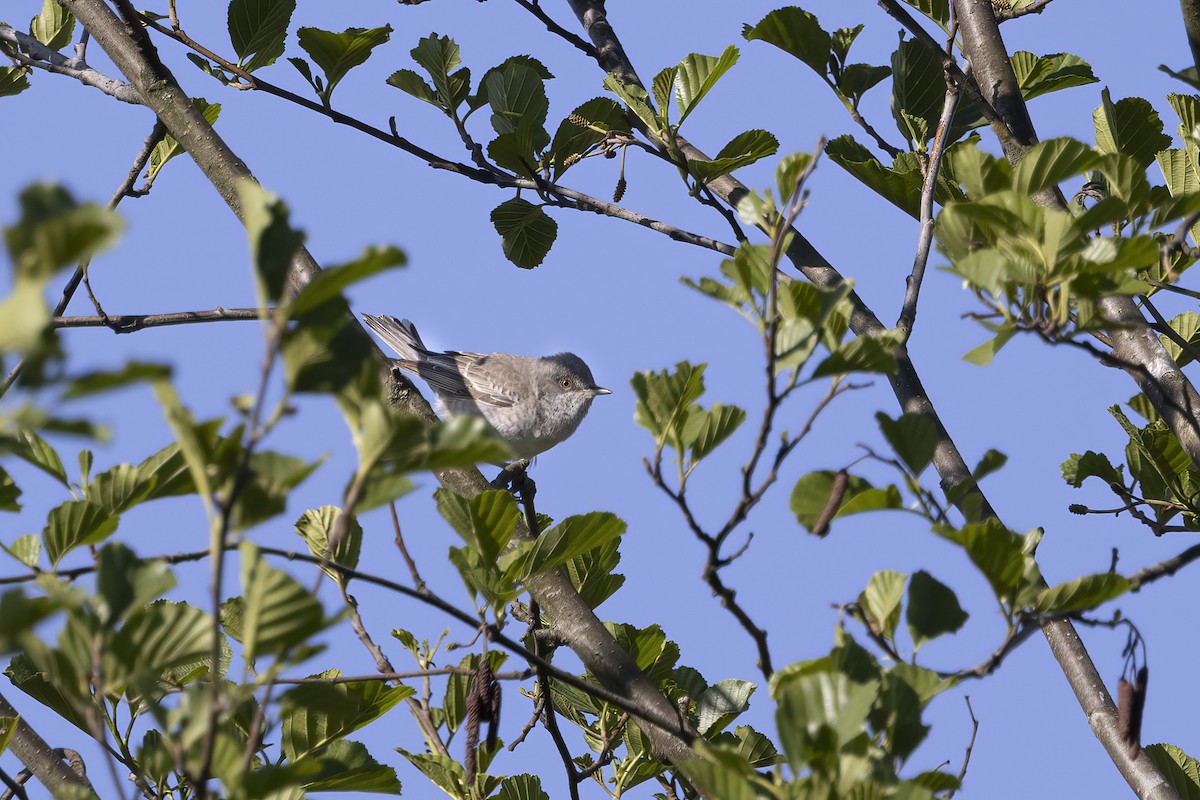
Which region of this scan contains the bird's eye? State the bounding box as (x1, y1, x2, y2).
(561, 378, 572, 389)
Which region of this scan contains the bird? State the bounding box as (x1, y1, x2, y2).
(362, 314, 611, 460)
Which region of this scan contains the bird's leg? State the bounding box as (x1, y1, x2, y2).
(489, 458, 531, 490)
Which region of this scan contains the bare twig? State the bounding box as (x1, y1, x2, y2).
(1128, 542, 1200, 590)
(897, 65, 964, 338)
(947, 696, 979, 798)
(510, 0, 597, 57)
(51, 307, 265, 332)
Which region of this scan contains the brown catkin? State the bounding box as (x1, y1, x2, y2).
(813, 470, 849, 536)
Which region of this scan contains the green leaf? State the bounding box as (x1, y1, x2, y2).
(296, 25, 392, 102)
(690, 403, 746, 461)
(240, 180, 305, 306)
(549, 97, 627, 180)
(906, 570, 968, 650)
(240, 541, 325, 661)
(674, 46, 740, 125)
(837, 63, 892, 106)
(1012, 137, 1100, 196)
(95, 542, 175, 625)
(1160, 312, 1200, 367)
(1034, 573, 1129, 614)
(743, 7, 831, 76)
(145, 99, 221, 183)
(290, 244, 405, 316)
(385, 69, 436, 106)
(562, 537, 624, 610)
(490, 198, 557, 269)
(109, 600, 216, 688)
(295, 506, 362, 585)
(410, 34, 470, 112)
(603, 74, 660, 136)
(1061, 450, 1123, 488)
(495, 774, 550, 800)
(304, 739, 402, 793)
(227, 0, 295, 72)
(1, 534, 40, 567)
(891, 38, 944, 147)
(0, 714, 17, 756)
(485, 62, 550, 137)
(43, 500, 118, 567)
(1094, 88, 1172, 171)
(630, 361, 706, 451)
(30, 0, 76, 50)
(471, 55, 552, 112)
(4, 183, 123, 282)
(281, 673, 412, 762)
(962, 328, 1016, 366)
(812, 334, 898, 378)
(0, 67, 31, 98)
(0, 429, 68, 486)
(936, 519, 1027, 603)
(876, 412, 938, 475)
(62, 361, 171, 399)
(825, 136, 926, 218)
(1144, 744, 1200, 800)
(0, 589, 57, 653)
(899, 0, 949, 28)
(506, 511, 626, 581)
(695, 679, 756, 736)
(0, 467, 20, 513)
(1011, 51, 1097, 102)
(859, 570, 905, 642)
(790, 470, 904, 534)
(775, 671, 878, 771)
(689, 129, 779, 182)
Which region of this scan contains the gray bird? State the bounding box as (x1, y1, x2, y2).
(362, 314, 611, 459)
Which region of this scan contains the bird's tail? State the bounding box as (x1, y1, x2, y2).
(362, 314, 427, 361)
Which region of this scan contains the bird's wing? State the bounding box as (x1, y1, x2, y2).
(398, 352, 519, 408)
(457, 353, 521, 408)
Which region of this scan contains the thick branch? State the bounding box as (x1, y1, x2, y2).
(567, 2, 1177, 796)
(952, 3, 1180, 796)
(0, 693, 95, 798)
(1180, 0, 1200, 73)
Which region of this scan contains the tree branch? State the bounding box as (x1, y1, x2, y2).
(898, 67, 963, 338)
(0, 22, 142, 104)
(949, 4, 1182, 796)
(1180, 0, 1200, 72)
(564, 2, 1178, 796)
(51, 307, 265, 331)
(0, 693, 95, 798)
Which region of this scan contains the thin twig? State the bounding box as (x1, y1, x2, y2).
(51, 307, 265, 332)
(947, 696, 979, 799)
(510, 0, 597, 57)
(1127, 542, 1200, 590)
(898, 64, 964, 338)
(0, 766, 30, 800)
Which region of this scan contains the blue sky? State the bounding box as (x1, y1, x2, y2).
(3, 0, 1199, 797)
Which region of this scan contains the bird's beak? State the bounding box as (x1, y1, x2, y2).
(593, 387, 612, 396)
